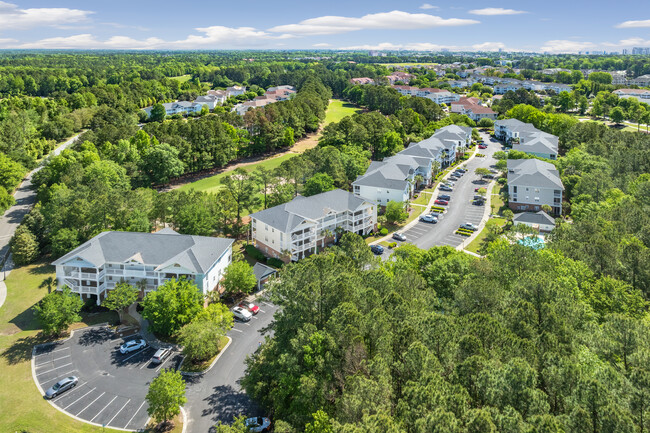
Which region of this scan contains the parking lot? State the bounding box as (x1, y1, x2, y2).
(33, 326, 181, 431)
(381, 132, 500, 255)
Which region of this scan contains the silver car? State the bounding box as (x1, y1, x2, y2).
(45, 376, 78, 399)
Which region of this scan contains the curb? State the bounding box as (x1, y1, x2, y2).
(457, 177, 497, 255)
(179, 336, 232, 376)
(31, 323, 137, 432)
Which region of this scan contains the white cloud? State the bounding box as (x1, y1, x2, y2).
(419, 3, 438, 9)
(540, 40, 596, 53)
(340, 41, 511, 52)
(616, 19, 650, 28)
(468, 7, 527, 16)
(0, 1, 92, 30)
(173, 26, 293, 48)
(268, 10, 478, 35)
(313, 43, 331, 47)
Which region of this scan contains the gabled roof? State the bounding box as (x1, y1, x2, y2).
(52, 230, 233, 274)
(507, 159, 564, 190)
(513, 211, 556, 226)
(250, 189, 375, 232)
(253, 262, 277, 282)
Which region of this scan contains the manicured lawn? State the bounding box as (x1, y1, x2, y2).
(169, 74, 192, 82)
(491, 184, 508, 215)
(0, 261, 124, 433)
(177, 153, 296, 194)
(365, 206, 425, 244)
(465, 218, 507, 255)
(411, 191, 433, 206)
(144, 413, 183, 433)
(324, 99, 362, 125)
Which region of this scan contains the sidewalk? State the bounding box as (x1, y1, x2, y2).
(126, 303, 163, 349)
(0, 256, 14, 309)
(456, 177, 497, 255)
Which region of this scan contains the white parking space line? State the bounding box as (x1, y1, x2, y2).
(37, 362, 73, 376)
(42, 370, 77, 386)
(243, 322, 251, 326)
(35, 347, 69, 358)
(258, 309, 266, 313)
(119, 347, 148, 364)
(261, 302, 273, 307)
(251, 316, 259, 320)
(230, 328, 244, 333)
(77, 391, 106, 416)
(107, 398, 131, 427)
(64, 387, 97, 410)
(125, 400, 147, 429)
(90, 395, 118, 422)
(36, 354, 71, 366)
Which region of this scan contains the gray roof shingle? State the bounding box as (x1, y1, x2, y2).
(52, 230, 233, 274)
(507, 159, 564, 190)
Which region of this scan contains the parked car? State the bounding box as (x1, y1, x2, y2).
(151, 347, 172, 364)
(239, 302, 260, 315)
(45, 376, 78, 399)
(478, 144, 487, 149)
(449, 176, 459, 181)
(434, 199, 449, 206)
(420, 214, 438, 223)
(232, 306, 253, 322)
(438, 194, 451, 201)
(442, 181, 455, 187)
(245, 417, 272, 433)
(472, 199, 485, 206)
(120, 339, 147, 354)
(456, 168, 466, 173)
(473, 195, 485, 200)
(392, 232, 407, 242)
(439, 185, 453, 192)
(370, 245, 384, 255)
(460, 223, 479, 231)
(452, 170, 463, 176)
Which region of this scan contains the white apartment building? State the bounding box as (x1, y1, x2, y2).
(507, 159, 564, 215)
(250, 189, 377, 262)
(52, 229, 234, 304)
(495, 119, 559, 160)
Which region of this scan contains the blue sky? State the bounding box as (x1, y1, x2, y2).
(0, 0, 649, 52)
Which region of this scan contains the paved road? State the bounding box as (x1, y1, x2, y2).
(0, 134, 81, 308)
(184, 302, 279, 433)
(381, 131, 500, 256)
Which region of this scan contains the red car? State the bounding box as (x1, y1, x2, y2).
(434, 199, 449, 206)
(478, 144, 487, 149)
(239, 302, 260, 315)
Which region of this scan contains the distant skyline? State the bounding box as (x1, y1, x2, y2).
(0, 0, 649, 53)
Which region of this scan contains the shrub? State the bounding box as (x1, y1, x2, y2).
(497, 177, 507, 185)
(245, 245, 266, 261)
(388, 242, 397, 248)
(267, 257, 284, 268)
(380, 228, 389, 236)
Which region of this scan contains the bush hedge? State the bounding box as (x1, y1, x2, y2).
(380, 228, 389, 236)
(246, 245, 266, 261)
(266, 257, 284, 268)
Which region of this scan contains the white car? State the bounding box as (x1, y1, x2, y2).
(245, 417, 271, 432)
(460, 223, 479, 231)
(232, 306, 252, 322)
(120, 339, 147, 354)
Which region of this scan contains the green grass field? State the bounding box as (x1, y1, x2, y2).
(177, 153, 296, 195)
(324, 99, 362, 125)
(169, 74, 192, 82)
(466, 217, 507, 254)
(0, 262, 125, 433)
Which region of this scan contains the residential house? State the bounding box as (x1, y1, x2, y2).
(232, 85, 296, 115)
(495, 119, 559, 160)
(543, 83, 572, 94)
(206, 89, 229, 104)
(630, 74, 650, 87)
(512, 211, 557, 233)
(249, 189, 377, 262)
(350, 77, 375, 85)
(507, 159, 564, 215)
(51, 229, 234, 304)
(450, 97, 497, 121)
(613, 88, 650, 103)
(494, 82, 523, 94)
(386, 71, 415, 84)
(226, 85, 246, 97)
(194, 95, 222, 110)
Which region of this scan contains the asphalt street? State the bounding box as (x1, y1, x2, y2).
(184, 302, 279, 433)
(0, 134, 81, 268)
(383, 131, 499, 255)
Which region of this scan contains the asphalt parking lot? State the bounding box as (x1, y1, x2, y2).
(33, 326, 181, 430)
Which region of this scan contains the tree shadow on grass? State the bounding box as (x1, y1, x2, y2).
(9, 302, 40, 332)
(27, 262, 55, 276)
(1, 332, 53, 365)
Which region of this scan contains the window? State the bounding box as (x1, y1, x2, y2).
(265, 224, 268, 231)
(513, 186, 517, 193)
(535, 188, 540, 193)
